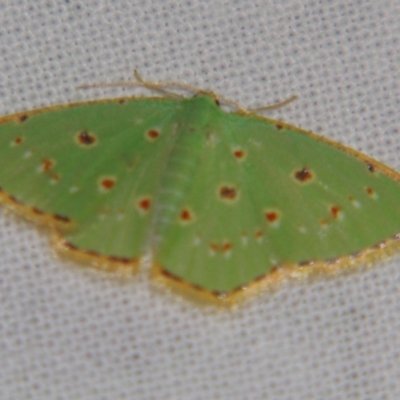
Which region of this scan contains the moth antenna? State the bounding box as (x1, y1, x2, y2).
(77, 71, 296, 114)
(77, 70, 206, 100)
(249, 95, 298, 112)
(132, 70, 185, 98)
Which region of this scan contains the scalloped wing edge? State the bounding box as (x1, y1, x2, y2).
(152, 233, 400, 308)
(1, 154, 400, 307)
(0, 187, 73, 229)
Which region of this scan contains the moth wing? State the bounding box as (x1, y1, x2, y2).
(154, 111, 400, 297)
(0, 98, 180, 266)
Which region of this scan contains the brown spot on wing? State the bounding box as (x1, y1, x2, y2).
(108, 256, 131, 264)
(255, 230, 263, 240)
(210, 243, 219, 253)
(319, 219, 328, 228)
(9, 195, 22, 205)
(50, 174, 61, 183)
(41, 158, 55, 173)
(85, 250, 100, 257)
(219, 185, 239, 202)
(161, 268, 184, 283)
(367, 163, 375, 173)
(366, 187, 375, 196)
(76, 131, 97, 147)
(53, 214, 71, 223)
(64, 241, 78, 251)
(13, 137, 24, 145)
(294, 167, 314, 183)
(299, 260, 313, 266)
(253, 273, 267, 282)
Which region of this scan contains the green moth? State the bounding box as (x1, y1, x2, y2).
(1, 74, 400, 305)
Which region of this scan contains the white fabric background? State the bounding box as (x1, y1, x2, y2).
(0, 1, 400, 399)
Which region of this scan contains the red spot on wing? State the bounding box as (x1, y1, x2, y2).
(330, 205, 341, 219)
(138, 197, 151, 212)
(101, 178, 116, 190)
(233, 149, 246, 160)
(266, 211, 278, 223)
(41, 158, 54, 172)
(180, 208, 193, 222)
(264, 209, 281, 225)
(146, 129, 160, 141)
(222, 242, 232, 252)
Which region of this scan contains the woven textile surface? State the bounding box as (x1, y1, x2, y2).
(1, 1, 400, 399)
